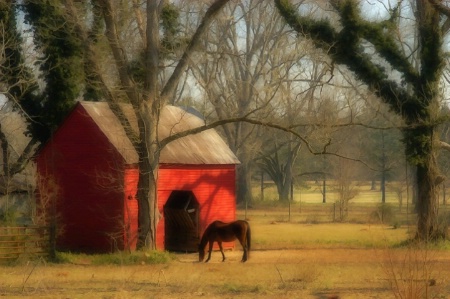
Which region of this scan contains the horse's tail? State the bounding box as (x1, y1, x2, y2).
(246, 221, 251, 258)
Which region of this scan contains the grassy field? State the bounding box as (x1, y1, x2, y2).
(255, 180, 405, 203)
(2, 182, 450, 298)
(248, 180, 450, 226)
(2, 208, 450, 298)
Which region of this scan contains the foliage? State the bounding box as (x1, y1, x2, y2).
(21, 0, 85, 142)
(161, 2, 185, 57)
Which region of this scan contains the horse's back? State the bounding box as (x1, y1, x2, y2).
(209, 220, 248, 231)
(203, 220, 248, 241)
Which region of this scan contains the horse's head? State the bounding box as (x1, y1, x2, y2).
(198, 244, 205, 262)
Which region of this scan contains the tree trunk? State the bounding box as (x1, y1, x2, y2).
(412, 0, 443, 240)
(237, 162, 253, 205)
(277, 178, 291, 202)
(276, 164, 293, 202)
(415, 148, 440, 240)
(381, 131, 386, 203)
(136, 103, 160, 250)
(137, 155, 151, 249)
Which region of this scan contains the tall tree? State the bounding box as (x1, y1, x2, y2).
(190, 1, 334, 203)
(22, 0, 86, 142)
(49, 0, 233, 249)
(189, 0, 285, 204)
(275, 0, 450, 240)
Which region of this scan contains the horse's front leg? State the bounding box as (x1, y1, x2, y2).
(205, 241, 213, 263)
(218, 242, 226, 262)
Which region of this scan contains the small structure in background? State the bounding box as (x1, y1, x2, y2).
(36, 101, 239, 253)
(0, 106, 36, 226)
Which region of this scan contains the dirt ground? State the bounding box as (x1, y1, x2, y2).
(2, 248, 450, 299)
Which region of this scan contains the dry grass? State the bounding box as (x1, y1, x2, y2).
(2, 200, 450, 298)
(250, 222, 411, 249)
(238, 205, 415, 250)
(2, 247, 450, 299)
(2, 219, 450, 299)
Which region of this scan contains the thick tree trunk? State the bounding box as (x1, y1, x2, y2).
(413, 0, 443, 240)
(277, 178, 291, 202)
(406, 119, 443, 240)
(415, 148, 440, 240)
(237, 162, 253, 205)
(137, 155, 151, 249)
(136, 103, 159, 250)
(136, 169, 158, 250)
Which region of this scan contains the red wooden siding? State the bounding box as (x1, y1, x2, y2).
(37, 105, 130, 252)
(123, 168, 139, 251)
(156, 164, 236, 250)
(36, 102, 238, 253)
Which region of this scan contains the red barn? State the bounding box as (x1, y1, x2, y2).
(36, 101, 239, 253)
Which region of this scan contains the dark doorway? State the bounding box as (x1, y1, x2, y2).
(163, 190, 200, 252)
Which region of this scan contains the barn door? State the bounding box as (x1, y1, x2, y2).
(163, 191, 199, 252)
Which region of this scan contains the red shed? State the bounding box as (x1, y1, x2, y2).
(36, 101, 239, 253)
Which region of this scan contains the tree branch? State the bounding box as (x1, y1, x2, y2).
(64, 0, 140, 147)
(160, 0, 231, 102)
(96, 0, 140, 106)
(274, 0, 418, 119)
(437, 140, 450, 152)
(159, 116, 376, 170)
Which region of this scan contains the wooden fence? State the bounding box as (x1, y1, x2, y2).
(0, 226, 53, 262)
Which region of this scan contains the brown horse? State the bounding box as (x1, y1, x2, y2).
(198, 220, 251, 263)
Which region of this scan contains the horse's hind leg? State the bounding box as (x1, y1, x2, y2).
(239, 238, 248, 262)
(218, 242, 226, 262)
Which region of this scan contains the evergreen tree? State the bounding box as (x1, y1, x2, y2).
(22, 0, 85, 142)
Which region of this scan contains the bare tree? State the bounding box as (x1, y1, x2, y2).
(51, 0, 233, 249)
(332, 157, 359, 221)
(0, 2, 39, 180)
(189, 1, 338, 203)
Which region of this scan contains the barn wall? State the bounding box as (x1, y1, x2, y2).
(36, 102, 239, 253)
(123, 168, 139, 251)
(37, 105, 128, 252)
(156, 164, 236, 250)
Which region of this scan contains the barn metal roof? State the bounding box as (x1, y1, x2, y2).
(80, 101, 240, 165)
